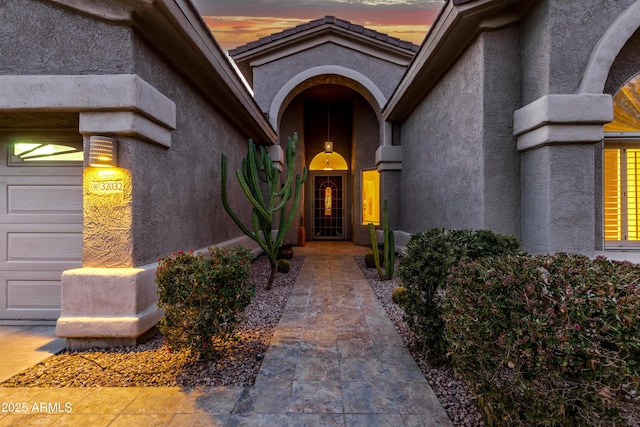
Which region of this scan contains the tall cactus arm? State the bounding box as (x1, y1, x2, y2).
(234, 168, 270, 222)
(275, 172, 306, 248)
(244, 140, 266, 207)
(221, 154, 260, 242)
(251, 208, 276, 265)
(388, 230, 395, 279)
(368, 222, 384, 280)
(275, 135, 298, 198)
(220, 134, 305, 290)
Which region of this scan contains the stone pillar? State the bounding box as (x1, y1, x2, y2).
(514, 94, 612, 255)
(56, 137, 163, 349)
(376, 144, 402, 249)
(55, 79, 176, 348)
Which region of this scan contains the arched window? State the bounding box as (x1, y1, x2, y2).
(604, 73, 640, 246)
(308, 151, 348, 171)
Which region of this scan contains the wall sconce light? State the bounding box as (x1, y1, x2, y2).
(89, 136, 118, 167)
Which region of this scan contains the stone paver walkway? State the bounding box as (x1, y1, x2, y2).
(0, 242, 453, 426)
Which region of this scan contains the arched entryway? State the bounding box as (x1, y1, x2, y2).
(278, 80, 382, 245)
(309, 151, 348, 239)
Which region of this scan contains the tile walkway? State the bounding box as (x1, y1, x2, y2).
(0, 242, 453, 426)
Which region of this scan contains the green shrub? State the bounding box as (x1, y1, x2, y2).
(155, 246, 254, 359)
(444, 253, 640, 426)
(277, 258, 291, 273)
(397, 228, 520, 361)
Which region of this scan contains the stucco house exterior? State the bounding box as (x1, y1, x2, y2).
(1, 0, 639, 345)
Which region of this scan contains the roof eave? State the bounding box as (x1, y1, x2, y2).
(229, 17, 419, 87)
(384, 0, 538, 123)
(48, 0, 275, 144)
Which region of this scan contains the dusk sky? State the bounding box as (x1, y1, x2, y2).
(192, 0, 445, 52)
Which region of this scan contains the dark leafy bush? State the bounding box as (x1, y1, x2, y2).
(444, 253, 640, 426)
(397, 229, 520, 361)
(155, 246, 254, 359)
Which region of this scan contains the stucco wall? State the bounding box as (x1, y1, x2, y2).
(521, 145, 597, 254)
(480, 28, 521, 236)
(252, 43, 406, 113)
(122, 34, 255, 266)
(400, 28, 520, 236)
(0, 0, 133, 75)
(521, 0, 635, 103)
(400, 36, 484, 233)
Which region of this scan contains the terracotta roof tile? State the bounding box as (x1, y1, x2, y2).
(229, 15, 420, 56)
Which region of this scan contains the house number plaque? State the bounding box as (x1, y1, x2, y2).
(90, 180, 124, 194)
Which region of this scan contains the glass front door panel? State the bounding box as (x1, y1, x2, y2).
(313, 175, 343, 238)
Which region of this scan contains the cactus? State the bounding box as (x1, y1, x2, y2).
(277, 259, 291, 273)
(391, 286, 408, 305)
(221, 133, 307, 290)
(364, 250, 376, 268)
(367, 199, 395, 280)
(364, 249, 382, 268)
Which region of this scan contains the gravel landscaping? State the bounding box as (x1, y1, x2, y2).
(1, 255, 303, 389)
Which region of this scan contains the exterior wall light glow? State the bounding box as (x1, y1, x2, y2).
(324, 141, 333, 153)
(89, 136, 118, 167)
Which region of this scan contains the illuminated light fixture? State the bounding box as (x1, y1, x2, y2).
(324, 85, 333, 154)
(324, 141, 333, 153)
(89, 136, 118, 167)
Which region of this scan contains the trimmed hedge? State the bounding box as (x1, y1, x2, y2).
(444, 253, 640, 426)
(155, 246, 254, 359)
(397, 228, 520, 361)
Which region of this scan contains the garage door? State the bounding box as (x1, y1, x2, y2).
(0, 132, 83, 320)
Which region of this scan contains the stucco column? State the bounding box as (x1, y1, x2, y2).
(56, 88, 175, 348)
(514, 94, 612, 255)
(376, 144, 403, 247)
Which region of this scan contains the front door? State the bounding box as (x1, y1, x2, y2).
(312, 173, 346, 239)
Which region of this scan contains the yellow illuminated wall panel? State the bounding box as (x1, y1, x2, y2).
(627, 149, 640, 240)
(362, 169, 380, 225)
(603, 148, 621, 241)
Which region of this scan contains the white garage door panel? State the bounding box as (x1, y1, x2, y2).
(8, 280, 61, 308)
(8, 232, 82, 261)
(0, 176, 82, 225)
(0, 225, 82, 271)
(8, 185, 82, 214)
(0, 271, 63, 319)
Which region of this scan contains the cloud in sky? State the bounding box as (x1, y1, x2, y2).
(193, 0, 444, 51)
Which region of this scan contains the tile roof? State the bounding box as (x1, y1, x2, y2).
(229, 16, 420, 56)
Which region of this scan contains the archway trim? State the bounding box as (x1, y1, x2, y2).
(268, 65, 387, 129)
(579, 1, 640, 94)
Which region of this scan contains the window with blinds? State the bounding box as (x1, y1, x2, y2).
(604, 147, 640, 245)
(604, 72, 640, 247)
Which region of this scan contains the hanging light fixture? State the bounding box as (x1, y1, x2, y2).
(324, 85, 333, 154)
(323, 85, 334, 170)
